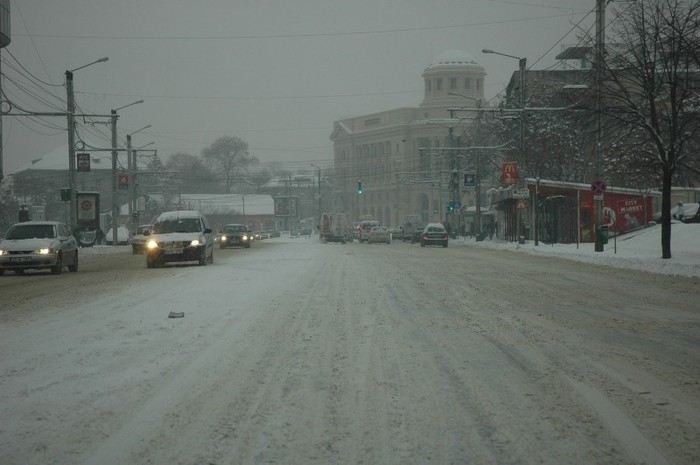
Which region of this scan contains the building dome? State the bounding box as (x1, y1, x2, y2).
(427, 50, 478, 68)
(420, 50, 486, 112)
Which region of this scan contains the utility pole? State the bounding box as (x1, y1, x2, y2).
(594, 0, 606, 252)
(311, 163, 321, 223)
(127, 134, 133, 233)
(66, 70, 77, 231)
(111, 109, 119, 246)
(448, 110, 457, 236)
(517, 56, 526, 244)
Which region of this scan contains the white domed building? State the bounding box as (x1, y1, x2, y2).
(331, 50, 487, 229)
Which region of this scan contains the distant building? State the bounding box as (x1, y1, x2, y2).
(330, 50, 487, 227)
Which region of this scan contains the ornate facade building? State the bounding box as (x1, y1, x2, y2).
(330, 50, 486, 227)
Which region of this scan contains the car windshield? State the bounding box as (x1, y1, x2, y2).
(224, 226, 246, 233)
(6, 224, 56, 240)
(153, 218, 201, 234)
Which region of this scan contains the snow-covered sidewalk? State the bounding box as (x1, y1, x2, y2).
(452, 221, 699, 278)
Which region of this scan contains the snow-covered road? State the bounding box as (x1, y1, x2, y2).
(1, 237, 698, 464)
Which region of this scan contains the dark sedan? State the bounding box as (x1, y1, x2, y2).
(219, 224, 251, 248)
(420, 223, 449, 247)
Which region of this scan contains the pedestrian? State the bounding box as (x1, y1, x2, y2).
(676, 202, 685, 222)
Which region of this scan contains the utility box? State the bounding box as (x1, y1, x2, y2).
(595, 225, 609, 246)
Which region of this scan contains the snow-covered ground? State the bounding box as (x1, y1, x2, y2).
(453, 221, 699, 278)
(2, 223, 698, 464)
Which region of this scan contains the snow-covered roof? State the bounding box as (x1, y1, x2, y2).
(10, 142, 150, 174)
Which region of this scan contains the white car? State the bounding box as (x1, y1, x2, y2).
(0, 221, 79, 275)
(144, 211, 214, 268)
(130, 224, 153, 254)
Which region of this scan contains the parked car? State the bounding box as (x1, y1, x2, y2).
(421, 223, 449, 247)
(219, 223, 251, 249)
(358, 220, 380, 242)
(131, 224, 153, 254)
(410, 226, 424, 243)
(0, 221, 79, 275)
(389, 227, 403, 241)
(368, 226, 392, 244)
(144, 211, 214, 268)
(105, 226, 131, 245)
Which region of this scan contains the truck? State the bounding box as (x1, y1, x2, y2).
(320, 212, 351, 243)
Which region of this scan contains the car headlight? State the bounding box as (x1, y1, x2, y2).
(221, 235, 228, 241)
(35, 248, 53, 255)
(0, 249, 7, 256)
(190, 239, 201, 247)
(146, 239, 159, 249)
(242, 235, 248, 241)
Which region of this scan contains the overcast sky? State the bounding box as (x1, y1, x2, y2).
(2, 0, 594, 176)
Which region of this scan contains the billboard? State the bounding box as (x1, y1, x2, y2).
(76, 192, 100, 229)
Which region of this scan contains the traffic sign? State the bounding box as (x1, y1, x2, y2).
(512, 189, 530, 199)
(464, 173, 476, 188)
(516, 199, 529, 209)
(591, 179, 607, 194)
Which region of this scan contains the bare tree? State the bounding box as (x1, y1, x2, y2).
(164, 152, 216, 195)
(601, 0, 700, 258)
(201, 136, 259, 194)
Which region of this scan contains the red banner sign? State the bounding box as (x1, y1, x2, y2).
(501, 162, 518, 185)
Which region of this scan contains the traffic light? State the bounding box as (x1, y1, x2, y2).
(60, 188, 71, 202)
(447, 201, 455, 212)
(357, 181, 363, 195)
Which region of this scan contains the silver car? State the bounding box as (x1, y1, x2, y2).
(0, 221, 79, 275)
(367, 226, 392, 244)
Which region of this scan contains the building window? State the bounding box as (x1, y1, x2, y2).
(476, 79, 482, 91)
(426, 80, 431, 92)
(436, 78, 442, 90)
(450, 78, 457, 89)
(465, 78, 472, 89)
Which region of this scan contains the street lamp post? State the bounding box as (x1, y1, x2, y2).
(110, 100, 144, 246)
(65, 57, 108, 232)
(482, 48, 527, 243)
(310, 163, 322, 225)
(126, 125, 151, 232)
(448, 92, 483, 238)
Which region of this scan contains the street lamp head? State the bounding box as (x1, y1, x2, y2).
(128, 124, 152, 137)
(69, 57, 109, 73)
(113, 99, 144, 112)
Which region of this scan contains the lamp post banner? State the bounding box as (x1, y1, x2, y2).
(501, 161, 518, 185)
(77, 153, 91, 172)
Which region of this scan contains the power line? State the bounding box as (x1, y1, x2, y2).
(13, 13, 588, 41)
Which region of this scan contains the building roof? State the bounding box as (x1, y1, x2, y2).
(10, 142, 150, 174)
(426, 50, 478, 69)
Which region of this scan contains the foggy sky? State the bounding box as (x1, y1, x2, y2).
(2, 0, 592, 175)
